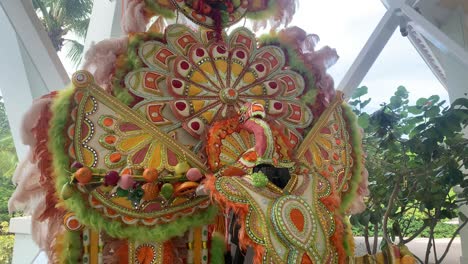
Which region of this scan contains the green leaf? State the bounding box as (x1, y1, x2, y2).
(416, 98, 428, 107)
(407, 105, 423, 115)
(358, 113, 370, 129)
(395, 86, 409, 99)
(390, 95, 403, 108)
(360, 98, 372, 109)
(426, 106, 440, 118)
(428, 95, 440, 103)
(351, 86, 368, 99)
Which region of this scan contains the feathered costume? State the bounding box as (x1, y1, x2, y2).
(9, 0, 415, 263)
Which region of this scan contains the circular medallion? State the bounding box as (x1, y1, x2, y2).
(219, 88, 239, 104)
(63, 212, 84, 231)
(72, 70, 94, 88)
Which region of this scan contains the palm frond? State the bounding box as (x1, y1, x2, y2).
(68, 18, 90, 39)
(65, 39, 85, 68)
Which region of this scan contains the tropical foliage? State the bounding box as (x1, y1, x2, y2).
(0, 221, 14, 264)
(349, 86, 468, 264)
(0, 98, 18, 263)
(32, 0, 93, 66)
(0, 98, 17, 222)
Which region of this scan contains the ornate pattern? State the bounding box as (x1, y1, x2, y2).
(215, 171, 336, 263)
(63, 71, 213, 232)
(126, 25, 312, 146)
(297, 94, 354, 195)
(171, 0, 249, 29)
(130, 242, 164, 264)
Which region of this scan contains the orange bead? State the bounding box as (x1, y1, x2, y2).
(75, 167, 93, 184)
(142, 183, 159, 201)
(143, 168, 158, 182)
(109, 152, 122, 163)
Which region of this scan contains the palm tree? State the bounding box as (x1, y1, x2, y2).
(32, 0, 93, 66)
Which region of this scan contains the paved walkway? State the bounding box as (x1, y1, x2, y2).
(354, 237, 461, 264)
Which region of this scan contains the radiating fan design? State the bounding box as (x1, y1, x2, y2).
(125, 25, 312, 149)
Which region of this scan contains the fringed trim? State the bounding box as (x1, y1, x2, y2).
(247, 0, 298, 31)
(258, 27, 338, 119)
(210, 232, 226, 264)
(82, 37, 128, 91)
(330, 214, 347, 264)
(204, 175, 266, 263)
(318, 177, 348, 263)
(59, 230, 83, 264)
(339, 104, 365, 214)
(49, 88, 217, 242)
(343, 216, 355, 257)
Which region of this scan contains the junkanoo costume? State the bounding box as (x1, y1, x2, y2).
(9, 0, 416, 263)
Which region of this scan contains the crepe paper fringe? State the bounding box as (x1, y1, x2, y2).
(317, 175, 347, 263)
(8, 92, 68, 263)
(339, 104, 365, 215)
(204, 175, 265, 264)
(82, 37, 129, 91)
(210, 232, 226, 264)
(246, 0, 298, 30)
(49, 88, 218, 243)
(343, 216, 355, 257)
(258, 34, 318, 106)
(122, 0, 150, 34)
(59, 230, 83, 264)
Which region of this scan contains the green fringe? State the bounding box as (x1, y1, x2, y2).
(144, 0, 175, 19)
(49, 88, 218, 243)
(60, 230, 82, 263)
(342, 216, 354, 257)
(339, 103, 364, 214)
(258, 35, 318, 105)
(210, 233, 226, 264)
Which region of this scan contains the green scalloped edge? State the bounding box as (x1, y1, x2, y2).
(49, 87, 218, 245)
(144, 0, 176, 19)
(339, 103, 364, 214)
(258, 34, 318, 105)
(112, 32, 164, 105)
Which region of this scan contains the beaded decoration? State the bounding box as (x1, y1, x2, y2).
(7, 0, 400, 263)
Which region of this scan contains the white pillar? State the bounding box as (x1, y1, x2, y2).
(8, 217, 41, 264)
(0, 0, 70, 160)
(82, 0, 124, 57)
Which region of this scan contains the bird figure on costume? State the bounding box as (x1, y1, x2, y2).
(7, 0, 417, 263)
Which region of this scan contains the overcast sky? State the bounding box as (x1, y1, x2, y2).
(288, 0, 449, 111)
(57, 0, 449, 112)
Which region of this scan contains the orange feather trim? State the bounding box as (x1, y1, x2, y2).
(204, 175, 266, 263)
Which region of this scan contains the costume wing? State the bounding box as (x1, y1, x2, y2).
(69, 71, 206, 174)
(296, 92, 364, 212)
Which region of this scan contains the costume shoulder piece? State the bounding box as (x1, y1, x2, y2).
(8, 0, 417, 263)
